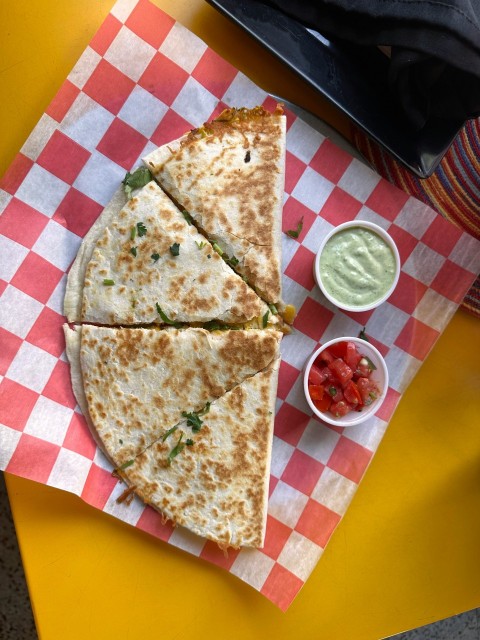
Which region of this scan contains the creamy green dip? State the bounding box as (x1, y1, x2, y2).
(319, 226, 396, 307)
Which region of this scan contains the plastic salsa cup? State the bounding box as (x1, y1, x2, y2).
(303, 336, 389, 427)
(313, 220, 400, 313)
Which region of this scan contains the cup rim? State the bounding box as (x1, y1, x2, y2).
(303, 336, 389, 427)
(314, 220, 401, 312)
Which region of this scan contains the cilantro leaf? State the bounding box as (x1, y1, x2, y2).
(130, 246, 137, 257)
(169, 242, 180, 256)
(161, 425, 178, 442)
(122, 167, 153, 199)
(198, 402, 211, 417)
(286, 216, 304, 239)
(224, 254, 239, 267)
(358, 327, 370, 342)
(137, 222, 147, 237)
(151, 252, 160, 262)
(182, 210, 193, 225)
(155, 302, 181, 327)
(182, 403, 210, 432)
(203, 320, 229, 331)
(167, 433, 185, 465)
(182, 411, 203, 432)
(118, 459, 134, 470)
(185, 439, 194, 446)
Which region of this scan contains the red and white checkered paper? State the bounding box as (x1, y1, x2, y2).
(1, 0, 479, 612)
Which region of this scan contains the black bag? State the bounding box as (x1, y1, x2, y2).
(262, 0, 480, 130)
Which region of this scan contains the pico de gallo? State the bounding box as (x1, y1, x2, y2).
(307, 341, 381, 418)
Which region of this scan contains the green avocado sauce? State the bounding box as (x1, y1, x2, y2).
(319, 226, 396, 307)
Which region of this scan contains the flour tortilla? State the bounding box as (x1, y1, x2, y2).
(121, 359, 279, 548)
(64, 186, 126, 322)
(143, 106, 286, 306)
(64, 324, 282, 467)
(64, 181, 271, 325)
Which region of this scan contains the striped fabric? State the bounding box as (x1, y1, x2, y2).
(352, 118, 480, 316)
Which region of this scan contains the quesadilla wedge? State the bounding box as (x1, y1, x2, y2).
(64, 180, 273, 326)
(118, 359, 280, 549)
(64, 324, 282, 467)
(143, 105, 286, 308)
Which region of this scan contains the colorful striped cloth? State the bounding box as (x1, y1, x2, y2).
(351, 118, 480, 317)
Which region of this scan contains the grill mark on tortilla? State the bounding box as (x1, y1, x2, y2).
(218, 330, 278, 371)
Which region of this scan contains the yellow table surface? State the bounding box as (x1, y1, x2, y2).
(3, 2, 480, 639)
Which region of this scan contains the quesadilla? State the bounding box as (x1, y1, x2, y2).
(64, 324, 282, 467)
(118, 359, 279, 548)
(62, 103, 289, 548)
(143, 105, 286, 308)
(64, 180, 273, 326)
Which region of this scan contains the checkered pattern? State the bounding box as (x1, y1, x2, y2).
(1, 0, 479, 612)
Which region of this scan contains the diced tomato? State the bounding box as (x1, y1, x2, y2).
(308, 384, 324, 401)
(327, 341, 347, 359)
(345, 341, 362, 370)
(312, 359, 335, 381)
(357, 377, 380, 406)
(343, 380, 362, 406)
(318, 348, 334, 364)
(329, 400, 352, 417)
(320, 365, 335, 383)
(308, 364, 328, 386)
(326, 383, 343, 403)
(328, 358, 353, 385)
(313, 394, 331, 412)
(354, 356, 375, 379)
